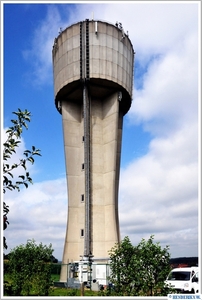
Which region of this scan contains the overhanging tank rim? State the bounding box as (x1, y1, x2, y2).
(54, 78, 132, 116)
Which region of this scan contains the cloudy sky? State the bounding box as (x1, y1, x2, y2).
(2, 1, 200, 261)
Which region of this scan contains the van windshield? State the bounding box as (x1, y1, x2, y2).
(168, 271, 191, 281)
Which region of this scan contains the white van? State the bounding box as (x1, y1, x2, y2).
(165, 267, 199, 293)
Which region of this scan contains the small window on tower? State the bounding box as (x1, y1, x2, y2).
(82, 136, 85, 142)
(81, 229, 84, 237)
(82, 163, 85, 170)
(81, 194, 84, 202)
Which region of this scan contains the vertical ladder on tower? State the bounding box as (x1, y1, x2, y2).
(85, 19, 90, 80)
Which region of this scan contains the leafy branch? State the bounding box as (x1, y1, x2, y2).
(3, 109, 41, 193)
(3, 108, 41, 249)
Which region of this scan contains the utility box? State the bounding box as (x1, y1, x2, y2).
(67, 260, 111, 291)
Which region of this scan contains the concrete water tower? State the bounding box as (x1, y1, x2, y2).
(52, 19, 134, 282)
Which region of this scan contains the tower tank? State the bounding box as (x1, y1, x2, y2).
(52, 19, 134, 282)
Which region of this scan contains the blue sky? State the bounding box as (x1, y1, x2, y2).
(2, 1, 200, 262)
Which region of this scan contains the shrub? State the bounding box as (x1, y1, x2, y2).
(7, 239, 53, 296)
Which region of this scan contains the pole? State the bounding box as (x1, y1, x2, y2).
(80, 282, 84, 296)
(83, 83, 91, 257)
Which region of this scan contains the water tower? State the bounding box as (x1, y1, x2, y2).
(52, 19, 134, 282)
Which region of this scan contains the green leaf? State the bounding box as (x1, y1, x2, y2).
(24, 182, 28, 188)
(7, 172, 14, 178)
(28, 157, 34, 164)
(11, 164, 18, 169)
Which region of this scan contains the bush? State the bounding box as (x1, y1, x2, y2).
(3, 260, 9, 274)
(108, 235, 172, 296)
(7, 239, 53, 296)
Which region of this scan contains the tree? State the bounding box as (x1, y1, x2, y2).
(135, 235, 172, 296)
(107, 236, 138, 296)
(3, 109, 41, 249)
(6, 239, 54, 296)
(107, 235, 173, 296)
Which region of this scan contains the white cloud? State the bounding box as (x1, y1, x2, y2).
(22, 5, 67, 86)
(119, 119, 198, 257)
(129, 30, 198, 134)
(4, 178, 68, 259)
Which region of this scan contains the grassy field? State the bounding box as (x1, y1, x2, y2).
(49, 287, 99, 296)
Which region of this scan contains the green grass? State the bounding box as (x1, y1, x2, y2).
(51, 274, 60, 281)
(49, 287, 99, 296)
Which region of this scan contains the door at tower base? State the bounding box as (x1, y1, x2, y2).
(59, 92, 122, 282)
